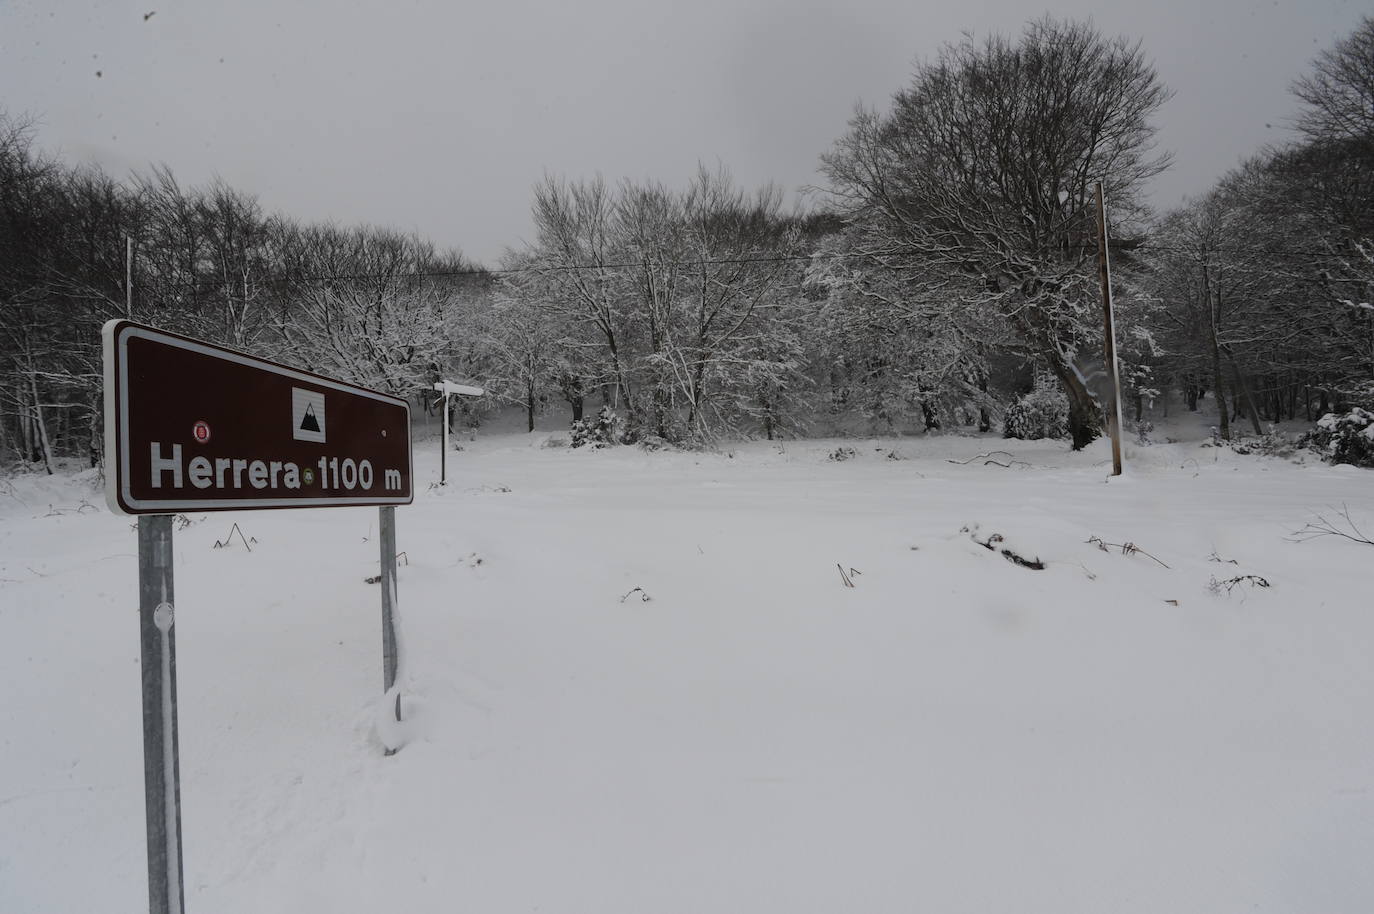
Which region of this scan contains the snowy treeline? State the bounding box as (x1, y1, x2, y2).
(0, 139, 491, 470)
(485, 169, 819, 441)
(2, 15, 1371, 467)
(1147, 19, 1374, 436)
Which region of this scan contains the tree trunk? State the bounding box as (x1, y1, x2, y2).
(29, 373, 53, 475)
(563, 375, 585, 423)
(977, 372, 991, 432)
(1209, 343, 1230, 441)
(652, 387, 669, 439)
(89, 390, 102, 468)
(602, 338, 633, 423)
(1047, 361, 1101, 450)
(1228, 361, 1263, 436)
(686, 356, 709, 439)
(17, 396, 34, 462)
(526, 384, 536, 433)
(1205, 278, 1231, 440)
(921, 398, 941, 432)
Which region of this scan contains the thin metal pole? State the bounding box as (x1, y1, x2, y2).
(379, 505, 401, 754)
(440, 393, 449, 486)
(1094, 180, 1125, 476)
(126, 236, 134, 318)
(137, 514, 184, 914)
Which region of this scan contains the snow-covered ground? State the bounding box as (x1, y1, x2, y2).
(2, 411, 1372, 913)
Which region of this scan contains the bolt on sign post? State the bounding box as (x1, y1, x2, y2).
(432, 380, 484, 485)
(102, 320, 413, 914)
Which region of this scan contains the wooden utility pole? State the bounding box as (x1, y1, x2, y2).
(1094, 180, 1125, 476)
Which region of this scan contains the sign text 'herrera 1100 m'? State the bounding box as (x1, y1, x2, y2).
(102, 320, 413, 515)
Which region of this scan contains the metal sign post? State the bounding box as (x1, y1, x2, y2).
(138, 514, 183, 914)
(431, 381, 484, 486)
(103, 320, 417, 912)
(379, 505, 401, 755)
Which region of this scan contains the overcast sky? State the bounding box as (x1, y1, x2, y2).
(1, 0, 1367, 265)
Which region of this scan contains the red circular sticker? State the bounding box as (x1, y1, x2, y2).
(192, 420, 211, 444)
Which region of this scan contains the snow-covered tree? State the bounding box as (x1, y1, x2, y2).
(820, 17, 1172, 448)
(514, 168, 808, 442)
(1149, 17, 1374, 428)
(483, 254, 565, 431)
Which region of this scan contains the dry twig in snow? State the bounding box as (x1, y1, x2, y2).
(1208, 574, 1271, 594)
(1289, 504, 1374, 547)
(1086, 536, 1170, 568)
(946, 451, 1030, 468)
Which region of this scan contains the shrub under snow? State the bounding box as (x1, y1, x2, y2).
(1003, 383, 1069, 441)
(1302, 407, 1374, 468)
(570, 407, 622, 449)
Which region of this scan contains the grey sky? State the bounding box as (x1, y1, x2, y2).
(1, 0, 1367, 265)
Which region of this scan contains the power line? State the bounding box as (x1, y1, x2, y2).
(1133, 242, 1372, 260)
(151, 244, 1371, 292)
(160, 253, 814, 291)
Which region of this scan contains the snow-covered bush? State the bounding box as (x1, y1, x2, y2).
(1226, 432, 1299, 459)
(1003, 383, 1069, 440)
(570, 407, 622, 449)
(1301, 408, 1374, 468)
(1341, 380, 1374, 411)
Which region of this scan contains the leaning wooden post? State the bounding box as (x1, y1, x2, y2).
(1094, 180, 1125, 476)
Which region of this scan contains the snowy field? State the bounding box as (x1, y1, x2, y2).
(2, 412, 1372, 913)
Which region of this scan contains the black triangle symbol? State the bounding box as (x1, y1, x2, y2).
(300, 403, 321, 433)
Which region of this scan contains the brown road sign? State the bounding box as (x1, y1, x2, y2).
(103, 320, 412, 514)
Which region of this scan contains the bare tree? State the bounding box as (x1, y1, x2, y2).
(1293, 16, 1374, 146)
(270, 226, 475, 398)
(482, 253, 563, 431)
(529, 176, 638, 417)
(820, 17, 1172, 447)
(519, 169, 807, 441)
(673, 167, 804, 438)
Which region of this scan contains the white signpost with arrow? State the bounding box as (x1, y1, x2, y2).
(432, 380, 484, 486)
